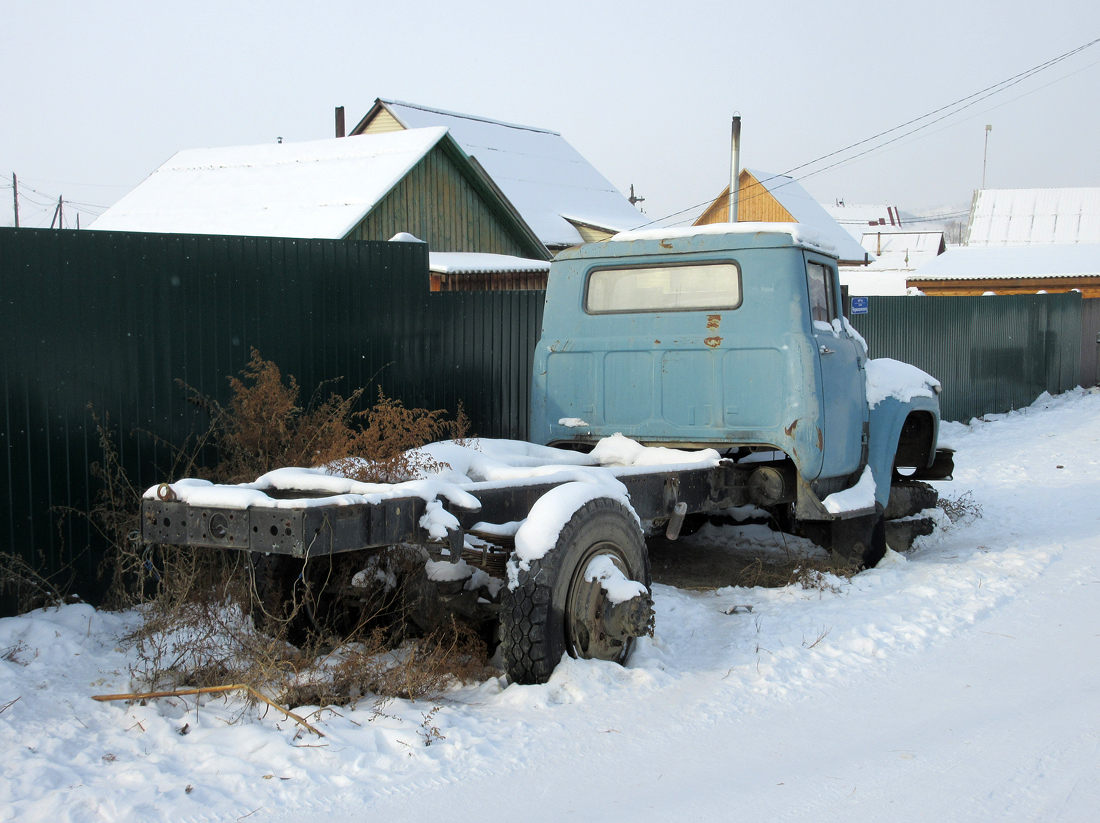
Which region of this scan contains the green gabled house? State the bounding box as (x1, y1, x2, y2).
(90, 127, 550, 261)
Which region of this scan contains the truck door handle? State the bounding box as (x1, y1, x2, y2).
(819, 345, 834, 355)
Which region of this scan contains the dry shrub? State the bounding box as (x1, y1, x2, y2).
(197, 349, 457, 485)
(80, 351, 491, 712)
(126, 546, 494, 707)
(283, 617, 496, 707)
(936, 491, 983, 525)
(0, 552, 75, 613)
(735, 555, 855, 593)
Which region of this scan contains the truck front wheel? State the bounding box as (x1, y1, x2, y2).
(501, 498, 653, 685)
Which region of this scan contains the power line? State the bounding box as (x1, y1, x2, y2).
(633, 35, 1100, 230)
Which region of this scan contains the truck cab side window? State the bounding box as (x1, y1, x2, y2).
(806, 261, 836, 325)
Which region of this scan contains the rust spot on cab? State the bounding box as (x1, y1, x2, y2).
(784, 418, 801, 437)
(654, 340, 661, 345)
(817, 428, 824, 450)
(660, 239, 673, 249)
(704, 336, 722, 348)
(706, 314, 721, 331)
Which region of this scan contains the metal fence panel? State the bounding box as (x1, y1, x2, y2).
(849, 293, 1082, 422)
(1081, 298, 1100, 388)
(0, 228, 545, 612)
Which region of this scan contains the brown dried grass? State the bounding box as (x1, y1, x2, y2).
(81, 351, 491, 709)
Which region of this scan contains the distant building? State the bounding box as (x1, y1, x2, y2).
(908, 244, 1100, 297)
(90, 129, 549, 261)
(910, 187, 1100, 296)
(350, 99, 645, 251)
(428, 252, 550, 292)
(965, 187, 1100, 246)
(695, 169, 870, 266)
(826, 201, 970, 245)
(842, 230, 946, 296)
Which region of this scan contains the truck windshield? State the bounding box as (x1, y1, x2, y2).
(585, 262, 741, 313)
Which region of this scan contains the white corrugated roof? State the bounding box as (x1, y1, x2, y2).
(910, 244, 1100, 281)
(89, 129, 449, 238)
(747, 169, 871, 263)
(380, 100, 644, 248)
(966, 187, 1100, 246)
(859, 230, 944, 271)
(428, 252, 550, 275)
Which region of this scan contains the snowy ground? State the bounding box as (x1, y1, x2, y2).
(3, 388, 1100, 822)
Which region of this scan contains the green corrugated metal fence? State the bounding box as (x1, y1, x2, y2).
(848, 293, 1082, 422)
(0, 228, 544, 612)
(1, 227, 1091, 612)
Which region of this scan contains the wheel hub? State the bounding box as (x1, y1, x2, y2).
(565, 543, 653, 662)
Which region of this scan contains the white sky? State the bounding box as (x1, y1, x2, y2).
(3, 0, 1099, 230)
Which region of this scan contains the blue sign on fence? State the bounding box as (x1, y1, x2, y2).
(851, 296, 869, 315)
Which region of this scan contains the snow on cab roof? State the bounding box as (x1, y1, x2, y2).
(910, 243, 1100, 281)
(966, 187, 1100, 246)
(378, 100, 644, 248)
(608, 221, 837, 256)
(89, 129, 449, 238)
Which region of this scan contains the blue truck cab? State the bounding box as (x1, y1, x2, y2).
(530, 223, 947, 557)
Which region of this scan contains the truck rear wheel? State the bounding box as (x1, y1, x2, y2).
(501, 498, 653, 685)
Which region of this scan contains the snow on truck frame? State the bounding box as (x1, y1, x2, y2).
(142, 223, 952, 685)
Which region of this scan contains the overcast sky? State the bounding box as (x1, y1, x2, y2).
(3, 0, 1099, 230)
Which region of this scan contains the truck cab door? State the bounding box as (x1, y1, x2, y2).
(806, 258, 866, 481)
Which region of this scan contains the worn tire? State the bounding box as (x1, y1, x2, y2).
(501, 498, 652, 685)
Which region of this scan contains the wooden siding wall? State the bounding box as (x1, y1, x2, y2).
(432, 270, 549, 291)
(347, 146, 530, 257)
(912, 277, 1100, 299)
(361, 109, 404, 135)
(695, 171, 794, 225)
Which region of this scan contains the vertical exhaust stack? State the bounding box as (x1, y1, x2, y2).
(335, 106, 346, 138)
(729, 115, 741, 223)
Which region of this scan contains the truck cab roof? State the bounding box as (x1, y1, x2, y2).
(554, 222, 840, 262)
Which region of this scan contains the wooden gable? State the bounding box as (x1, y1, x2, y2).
(344, 138, 548, 259)
(355, 103, 405, 136)
(695, 170, 794, 226)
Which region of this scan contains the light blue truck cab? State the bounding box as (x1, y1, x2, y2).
(530, 223, 947, 557)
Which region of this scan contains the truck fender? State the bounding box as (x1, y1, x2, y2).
(866, 396, 941, 508)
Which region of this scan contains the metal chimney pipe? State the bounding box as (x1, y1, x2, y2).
(729, 115, 741, 223)
(335, 106, 346, 138)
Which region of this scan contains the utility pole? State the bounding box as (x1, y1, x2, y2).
(50, 196, 64, 229)
(12, 173, 18, 227)
(982, 125, 992, 189)
(628, 184, 645, 208)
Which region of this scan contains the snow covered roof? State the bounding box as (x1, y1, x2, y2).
(910, 244, 1100, 281)
(744, 170, 871, 263)
(89, 129, 451, 238)
(838, 269, 911, 296)
(428, 252, 550, 275)
(355, 100, 644, 248)
(858, 230, 945, 271)
(966, 187, 1100, 246)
